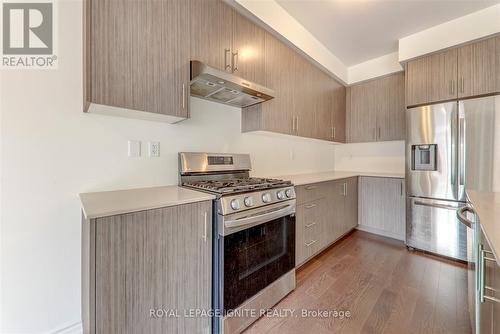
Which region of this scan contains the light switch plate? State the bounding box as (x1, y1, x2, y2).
(128, 140, 141, 157)
(148, 141, 160, 157)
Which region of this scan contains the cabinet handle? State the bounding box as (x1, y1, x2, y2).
(182, 83, 186, 109)
(296, 116, 299, 133)
(480, 248, 500, 303)
(343, 183, 347, 196)
(305, 203, 317, 209)
(378, 127, 381, 140)
(232, 51, 239, 72)
(305, 222, 316, 228)
(292, 116, 296, 133)
(450, 79, 455, 95)
(202, 211, 208, 242)
(331, 127, 336, 139)
(304, 185, 317, 190)
(400, 181, 403, 196)
(305, 240, 317, 247)
(224, 48, 231, 71)
(460, 77, 465, 94)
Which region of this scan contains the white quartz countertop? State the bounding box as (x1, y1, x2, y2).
(274, 170, 405, 186)
(467, 190, 500, 266)
(79, 186, 215, 219)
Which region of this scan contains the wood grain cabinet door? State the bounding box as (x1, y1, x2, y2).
(344, 177, 359, 231)
(95, 201, 212, 334)
(190, 0, 232, 72)
(377, 72, 406, 141)
(406, 49, 457, 107)
(260, 32, 296, 135)
(458, 37, 499, 98)
(91, 0, 190, 118)
(347, 80, 378, 143)
(332, 84, 346, 143)
(231, 10, 266, 85)
(358, 177, 405, 241)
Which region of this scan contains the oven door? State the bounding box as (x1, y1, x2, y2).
(218, 200, 296, 312)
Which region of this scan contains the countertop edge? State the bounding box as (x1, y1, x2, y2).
(467, 190, 500, 267)
(79, 186, 215, 220)
(275, 171, 405, 186)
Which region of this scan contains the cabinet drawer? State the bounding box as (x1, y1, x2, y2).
(295, 183, 328, 204)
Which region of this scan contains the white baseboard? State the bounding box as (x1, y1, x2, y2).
(356, 224, 405, 241)
(44, 321, 82, 334)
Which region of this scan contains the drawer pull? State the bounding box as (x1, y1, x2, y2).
(305, 185, 318, 190)
(305, 240, 317, 247)
(305, 203, 317, 209)
(305, 222, 316, 228)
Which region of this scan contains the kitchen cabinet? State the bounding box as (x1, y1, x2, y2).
(241, 32, 297, 135)
(89, 0, 191, 121)
(347, 72, 405, 143)
(358, 177, 405, 240)
(295, 177, 358, 267)
(82, 201, 212, 334)
(241, 31, 346, 142)
(458, 37, 500, 98)
(477, 228, 500, 334)
(406, 48, 457, 107)
(405, 34, 500, 107)
(332, 84, 347, 142)
(296, 198, 327, 266)
(190, 0, 232, 72)
(231, 10, 266, 85)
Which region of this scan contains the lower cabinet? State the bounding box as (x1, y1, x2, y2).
(478, 228, 500, 334)
(358, 176, 405, 240)
(295, 177, 358, 266)
(82, 201, 212, 334)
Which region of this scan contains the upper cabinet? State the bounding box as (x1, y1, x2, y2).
(458, 36, 499, 98)
(89, 0, 191, 121)
(347, 72, 405, 143)
(406, 34, 500, 107)
(241, 31, 346, 143)
(190, 0, 265, 84)
(190, 0, 232, 72)
(231, 11, 266, 85)
(406, 49, 457, 107)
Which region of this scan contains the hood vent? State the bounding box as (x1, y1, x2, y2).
(190, 60, 274, 108)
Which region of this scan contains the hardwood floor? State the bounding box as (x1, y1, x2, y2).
(243, 230, 471, 334)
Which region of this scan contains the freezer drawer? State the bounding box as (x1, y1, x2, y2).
(406, 197, 469, 261)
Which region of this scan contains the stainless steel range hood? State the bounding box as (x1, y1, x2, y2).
(190, 60, 274, 108)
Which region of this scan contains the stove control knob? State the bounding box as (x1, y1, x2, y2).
(285, 189, 293, 198)
(262, 193, 272, 203)
(277, 190, 285, 200)
(230, 199, 241, 210)
(244, 196, 254, 207)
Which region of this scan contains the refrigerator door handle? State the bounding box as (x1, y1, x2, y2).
(459, 117, 465, 186)
(414, 200, 461, 211)
(456, 206, 474, 228)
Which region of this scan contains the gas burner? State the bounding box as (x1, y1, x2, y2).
(183, 177, 292, 194)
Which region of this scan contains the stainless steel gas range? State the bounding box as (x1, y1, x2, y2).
(179, 152, 296, 334)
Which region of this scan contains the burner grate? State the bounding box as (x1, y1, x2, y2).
(183, 177, 291, 194)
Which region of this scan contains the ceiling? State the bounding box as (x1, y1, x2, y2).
(276, 0, 500, 66)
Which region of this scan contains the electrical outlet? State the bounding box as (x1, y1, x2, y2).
(128, 140, 141, 157)
(148, 141, 160, 157)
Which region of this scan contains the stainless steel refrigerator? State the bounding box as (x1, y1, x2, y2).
(406, 96, 500, 262)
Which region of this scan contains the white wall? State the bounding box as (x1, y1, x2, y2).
(232, 0, 348, 83)
(333, 141, 405, 174)
(399, 3, 500, 62)
(0, 2, 336, 332)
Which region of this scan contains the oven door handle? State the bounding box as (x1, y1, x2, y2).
(224, 203, 295, 229)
